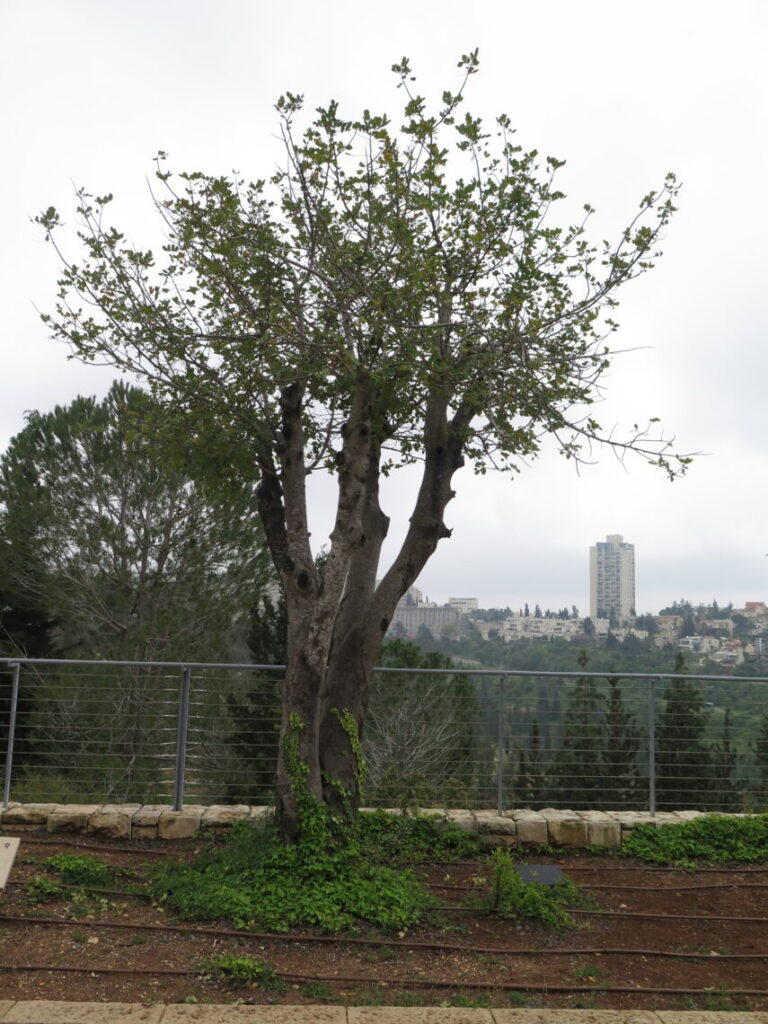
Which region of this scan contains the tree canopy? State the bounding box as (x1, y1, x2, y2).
(36, 53, 688, 839)
(0, 381, 266, 661)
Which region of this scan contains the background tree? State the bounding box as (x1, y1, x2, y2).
(38, 53, 686, 841)
(655, 673, 711, 809)
(223, 591, 287, 804)
(710, 708, 740, 811)
(601, 676, 642, 807)
(514, 718, 546, 807)
(0, 382, 268, 797)
(752, 711, 768, 808)
(364, 638, 478, 807)
(0, 382, 266, 662)
(552, 661, 605, 808)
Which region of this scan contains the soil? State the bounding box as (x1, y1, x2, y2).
(2, 832, 768, 1013)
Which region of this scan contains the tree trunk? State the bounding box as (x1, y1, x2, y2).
(264, 381, 473, 845)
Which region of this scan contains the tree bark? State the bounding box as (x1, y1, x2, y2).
(262, 377, 473, 844)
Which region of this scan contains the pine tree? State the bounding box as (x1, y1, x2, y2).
(751, 711, 768, 809)
(601, 677, 642, 808)
(710, 709, 740, 811)
(655, 671, 711, 810)
(515, 719, 545, 807)
(553, 654, 605, 808)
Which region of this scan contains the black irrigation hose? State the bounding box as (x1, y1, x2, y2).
(572, 909, 768, 922)
(3, 962, 768, 997)
(3, 913, 768, 959)
(429, 880, 768, 893)
(16, 837, 178, 856)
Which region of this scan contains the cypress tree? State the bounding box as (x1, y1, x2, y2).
(655, 669, 711, 810)
(601, 676, 642, 808)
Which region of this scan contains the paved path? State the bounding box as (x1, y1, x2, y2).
(1, 1005, 768, 1023)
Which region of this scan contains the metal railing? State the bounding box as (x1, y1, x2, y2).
(2, 657, 767, 815)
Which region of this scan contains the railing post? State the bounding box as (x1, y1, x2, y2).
(173, 665, 192, 812)
(2, 662, 21, 810)
(648, 677, 658, 818)
(497, 674, 506, 815)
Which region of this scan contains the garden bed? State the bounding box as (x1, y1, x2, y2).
(1, 827, 768, 1013)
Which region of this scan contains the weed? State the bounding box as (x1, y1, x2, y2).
(393, 991, 422, 1006)
(484, 849, 589, 929)
(507, 991, 528, 1006)
(299, 981, 335, 1001)
(70, 930, 86, 943)
(150, 818, 435, 933)
(347, 986, 384, 1006)
(130, 934, 148, 946)
(444, 993, 492, 1008)
(573, 966, 602, 982)
(357, 809, 481, 863)
(202, 953, 285, 992)
(622, 814, 768, 864)
(45, 854, 110, 887)
(26, 875, 66, 904)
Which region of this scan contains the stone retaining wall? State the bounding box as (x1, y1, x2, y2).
(0, 802, 723, 845)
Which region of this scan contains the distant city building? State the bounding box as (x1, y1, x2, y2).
(389, 586, 472, 635)
(589, 534, 635, 623)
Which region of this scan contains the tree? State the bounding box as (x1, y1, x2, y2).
(710, 708, 740, 811)
(655, 673, 711, 809)
(601, 677, 642, 807)
(552, 666, 605, 808)
(38, 53, 686, 841)
(364, 639, 478, 806)
(514, 717, 546, 807)
(0, 382, 266, 662)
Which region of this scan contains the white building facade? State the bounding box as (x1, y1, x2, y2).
(589, 534, 636, 622)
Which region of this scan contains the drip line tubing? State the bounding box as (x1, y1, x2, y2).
(572, 909, 768, 922)
(2, 962, 768, 996)
(2, 913, 768, 959)
(16, 836, 178, 856)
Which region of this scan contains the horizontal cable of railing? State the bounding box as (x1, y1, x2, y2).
(3, 658, 768, 815)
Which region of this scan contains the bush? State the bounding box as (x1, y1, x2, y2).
(622, 814, 768, 864)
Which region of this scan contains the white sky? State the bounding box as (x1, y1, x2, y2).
(1, 0, 767, 615)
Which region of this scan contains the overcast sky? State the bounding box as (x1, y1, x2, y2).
(1, 0, 766, 616)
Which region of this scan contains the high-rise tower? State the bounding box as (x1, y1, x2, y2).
(589, 534, 635, 622)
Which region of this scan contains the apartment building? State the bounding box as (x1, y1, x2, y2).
(589, 534, 636, 623)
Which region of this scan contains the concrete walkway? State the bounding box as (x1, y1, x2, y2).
(1, 1005, 768, 1023)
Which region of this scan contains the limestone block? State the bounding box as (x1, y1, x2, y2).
(494, 1011, 660, 1022)
(510, 809, 548, 845)
(158, 805, 206, 839)
(578, 811, 621, 848)
(201, 804, 251, 829)
(474, 811, 517, 836)
(47, 804, 101, 834)
(132, 805, 171, 828)
(248, 805, 273, 823)
(656, 1011, 768, 1023)
(651, 811, 681, 825)
(349, 1009, 493, 1023)
(447, 811, 478, 833)
(1, 803, 56, 826)
(674, 809, 705, 821)
(131, 824, 158, 841)
(609, 810, 650, 833)
(2, 1001, 164, 1022)
(417, 807, 451, 818)
(539, 808, 588, 847)
(163, 1006, 347, 1023)
(88, 804, 141, 840)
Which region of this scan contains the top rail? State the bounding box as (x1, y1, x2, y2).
(1, 656, 767, 684)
